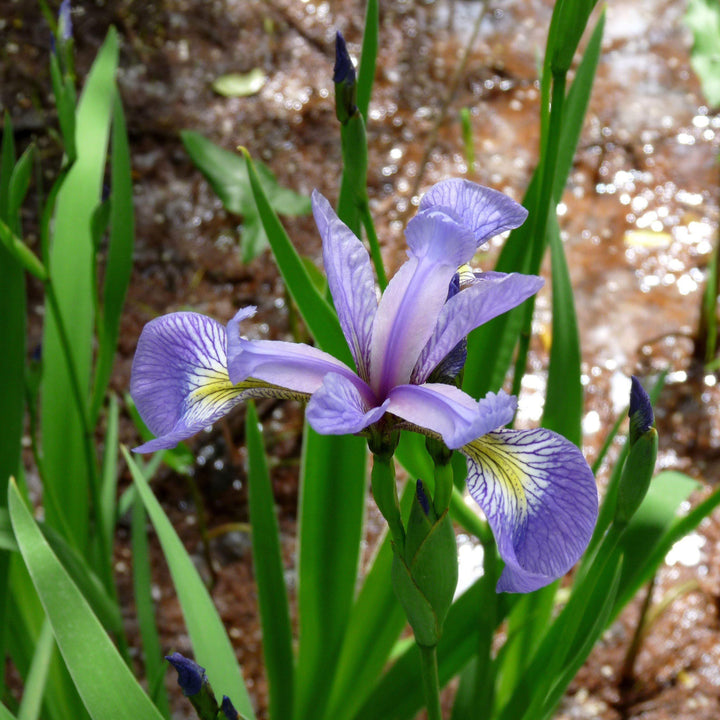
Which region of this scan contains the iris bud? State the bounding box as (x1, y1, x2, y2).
(615, 376, 658, 526)
(391, 480, 458, 647)
(166, 653, 220, 719)
(334, 31, 357, 124)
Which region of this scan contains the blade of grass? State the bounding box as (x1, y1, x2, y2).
(99, 395, 119, 561)
(41, 29, 118, 553)
(245, 401, 294, 720)
(123, 447, 256, 718)
(8, 479, 165, 720)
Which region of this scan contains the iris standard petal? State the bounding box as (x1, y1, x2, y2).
(312, 190, 377, 378)
(387, 385, 516, 449)
(369, 210, 476, 396)
(227, 307, 368, 397)
(412, 272, 545, 384)
(463, 428, 598, 593)
(419, 178, 528, 245)
(130, 312, 248, 452)
(306, 372, 388, 435)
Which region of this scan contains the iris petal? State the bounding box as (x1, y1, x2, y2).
(463, 429, 598, 593)
(306, 372, 388, 435)
(130, 312, 248, 452)
(312, 191, 377, 379)
(387, 385, 516, 449)
(412, 272, 544, 383)
(419, 178, 528, 245)
(369, 210, 475, 396)
(226, 307, 369, 397)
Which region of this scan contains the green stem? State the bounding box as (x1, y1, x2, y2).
(370, 452, 405, 549)
(432, 460, 453, 515)
(418, 644, 442, 720)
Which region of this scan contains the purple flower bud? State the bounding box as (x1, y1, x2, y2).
(166, 652, 206, 697)
(333, 31, 356, 85)
(220, 696, 239, 719)
(416, 479, 431, 516)
(629, 375, 654, 445)
(58, 0, 72, 41)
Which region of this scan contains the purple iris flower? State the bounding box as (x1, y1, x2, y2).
(130, 178, 598, 592)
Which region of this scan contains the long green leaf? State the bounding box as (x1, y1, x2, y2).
(0, 704, 17, 720)
(41, 28, 118, 551)
(90, 95, 135, 426)
(8, 479, 165, 720)
(0, 114, 27, 696)
(242, 149, 352, 366)
(246, 402, 294, 720)
(17, 619, 54, 720)
(131, 493, 171, 718)
(323, 482, 414, 720)
(357, 0, 378, 121)
(123, 448, 256, 718)
(541, 212, 582, 444)
(294, 430, 367, 720)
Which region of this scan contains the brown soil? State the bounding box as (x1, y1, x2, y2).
(3, 0, 720, 718)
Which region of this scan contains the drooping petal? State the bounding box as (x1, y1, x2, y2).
(312, 190, 377, 378)
(412, 272, 544, 384)
(463, 429, 598, 593)
(387, 385, 516, 449)
(419, 178, 528, 246)
(369, 210, 476, 397)
(130, 312, 248, 452)
(226, 307, 369, 398)
(306, 372, 388, 435)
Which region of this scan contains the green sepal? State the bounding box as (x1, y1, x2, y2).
(615, 428, 659, 527)
(392, 488, 458, 647)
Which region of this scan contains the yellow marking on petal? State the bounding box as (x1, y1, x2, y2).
(464, 434, 529, 518)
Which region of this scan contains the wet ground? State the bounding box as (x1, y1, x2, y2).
(3, 0, 720, 718)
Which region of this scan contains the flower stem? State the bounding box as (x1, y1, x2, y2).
(418, 644, 442, 720)
(370, 451, 405, 549)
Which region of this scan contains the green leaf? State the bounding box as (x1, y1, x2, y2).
(181, 131, 310, 262)
(123, 448, 256, 718)
(294, 430, 366, 720)
(8, 144, 34, 221)
(8, 479, 165, 720)
(41, 28, 118, 552)
(0, 703, 17, 720)
(241, 148, 352, 365)
(324, 482, 415, 720)
(245, 402, 294, 720)
(686, 0, 720, 106)
(17, 619, 54, 720)
(131, 493, 171, 718)
(357, 0, 379, 121)
(541, 212, 582, 445)
(90, 95, 135, 425)
(212, 68, 267, 97)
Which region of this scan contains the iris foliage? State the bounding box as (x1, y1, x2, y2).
(1, 2, 719, 720)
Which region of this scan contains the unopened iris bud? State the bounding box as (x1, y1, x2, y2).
(166, 653, 220, 719)
(219, 696, 240, 720)
(391, 479, 458, 647)
(334, 31, 357, 124)
(615, 376, 658, 527)
(58, 0, 73, 41)
(629, 375, 654, 445)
